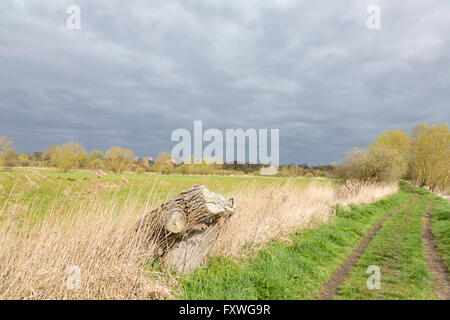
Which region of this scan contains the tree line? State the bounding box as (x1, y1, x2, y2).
(0, 138, 330, 177)
(335, 123, 449, 191)
(1, 122, 448, 190)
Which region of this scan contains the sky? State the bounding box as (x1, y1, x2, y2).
(1, 0, 449, 165)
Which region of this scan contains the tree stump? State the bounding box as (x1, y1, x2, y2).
(136, 184, 235, 274)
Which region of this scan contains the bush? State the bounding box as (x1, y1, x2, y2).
(19, 153, 32, 167)
(0, 136, 14, 154)
(152, 152, 174, 174)
(105, 147, 134, 173)
(0, 150, 20, 167)
(334, 146, 407, 183)
(313, 169, 328, 177)
(50, 142, 87, 171)
(89, 158, 105, 170)
(135, 167, 145, 174)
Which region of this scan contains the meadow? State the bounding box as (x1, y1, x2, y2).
(0, 167, 399, 299)
(181, 182, 449, 300)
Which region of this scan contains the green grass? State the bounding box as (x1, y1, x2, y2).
(179, 190, 409, 299)
(5, 168, 444, 300)
(335, 184, 435, 300)
(401, 183, 449, 273)
(0, 168, 325, 217)
(428, 195, 450, 272)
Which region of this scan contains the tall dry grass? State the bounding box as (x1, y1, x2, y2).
(212, 180, 398, 256)
(0, 186, 174, 300)
(0, 179, 397, 299)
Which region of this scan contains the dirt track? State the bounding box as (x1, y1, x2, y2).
(319, 188, 449, 300)
(422, 200, 450, 300)
(318, 196, 412, 300)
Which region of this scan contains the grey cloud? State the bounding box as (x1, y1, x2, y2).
(0, 0, 449, 165)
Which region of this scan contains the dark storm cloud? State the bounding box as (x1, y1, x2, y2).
(1, 0, 449, 164)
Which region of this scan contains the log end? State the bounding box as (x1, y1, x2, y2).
(165, 211, 186, 233)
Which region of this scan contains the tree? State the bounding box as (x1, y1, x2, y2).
(289, 165, 304, 177)
(410, 123, 450, 191)
(105, 146, 134, 173)
(0, 150, 20, 167)
(50, 142, 87, 171)
(19, 153, 32, 167)
(89, 158, 105, 170)
(152, 152, 174, 174)
(31, 151, 44, 162)
(371, 129, 411, 157)
(313, 169, 328, 177)
(0, 136, 14, 154)
(88, 150, 105, 169)
(278, 166, 289, 177)
(335, 146, 407, 183)
(89, 150, 104, 160)
(43, 144, 58, 163)
(77, 151, 89, 169)
(370, 129, 410, 178)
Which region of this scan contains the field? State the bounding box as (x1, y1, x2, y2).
(181, 182, 449, 300)
(0, 168, 448, 300)
(0, 168, 316, 211)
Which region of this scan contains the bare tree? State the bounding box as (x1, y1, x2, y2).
(0, 136, 14, 154)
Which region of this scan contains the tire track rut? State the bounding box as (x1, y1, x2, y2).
(318, 195, 413, 300)
(422, 198, 450, 300)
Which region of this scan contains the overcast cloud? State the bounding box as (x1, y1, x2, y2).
(1, 0, 449, 165)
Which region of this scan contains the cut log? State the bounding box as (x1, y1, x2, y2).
(136, 184, 235, 274)
(164, 210, 186, 233)
(161, 201, 186, 233)
(162, 222, 223, 274)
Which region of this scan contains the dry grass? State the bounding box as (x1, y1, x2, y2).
(0, 178, 397, 299)
(0, 188, 174, 300)
(212, 180, 398, 256)
(422, 185, 450, 201)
